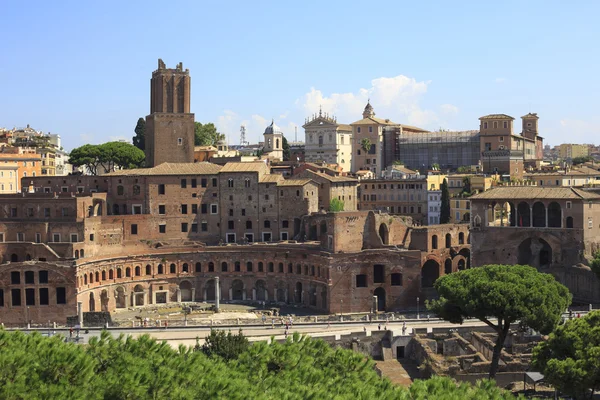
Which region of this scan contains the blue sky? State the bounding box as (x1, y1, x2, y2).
(2, 0, 599, 150)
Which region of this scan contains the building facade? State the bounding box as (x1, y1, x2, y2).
(262, 120, 284, 161)
(303, 109, 352, 171)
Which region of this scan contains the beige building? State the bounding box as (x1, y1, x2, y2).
(559, 144, 589, 160)
(450, 196, 471, 224)
(303, 109, 352, 172)
(262, 121, 284, 161)
(524, 165, 600, 187)
(351, 102, 396, 175)
(294, 168, 358, 212)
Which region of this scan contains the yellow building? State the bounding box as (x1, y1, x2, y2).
(559, 144, 589, 160)
(450, 196, 471, 223)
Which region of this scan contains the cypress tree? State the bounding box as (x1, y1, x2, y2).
(440, 178, 451, 223)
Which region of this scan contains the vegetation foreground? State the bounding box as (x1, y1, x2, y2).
(0, 330, 523, 399)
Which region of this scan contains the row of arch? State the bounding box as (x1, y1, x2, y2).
(421, 249, 471, 288)
(431, 232, 469, 250)
(78, 260, 329, 288)
(483, 201, 568, 228)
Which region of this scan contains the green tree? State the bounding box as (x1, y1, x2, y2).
(195, 122, 225, 146)
(440, 178, 451, 223)
(432, 163, 440, 171)
(532, 311, 600, 400)
(392, 160, 404, 166)
(329, 198, 345, 212)
(132, 117, 145, 151)
(572, 156, 592, 165)
(199, 329, 249, 361)
(360, 138, 372, 153)
(461, 176, 472, 195)
(69, 142, 145, 175)
(282, 136, 290, 161)
(427, 264, 572, 379)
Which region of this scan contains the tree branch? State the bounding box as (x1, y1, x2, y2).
(479, 317, 499, 332)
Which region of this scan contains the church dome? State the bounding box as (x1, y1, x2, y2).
(264, 120, 283, 135)
(362, 101, 375, 118)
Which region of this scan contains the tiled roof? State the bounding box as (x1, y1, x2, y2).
(259, 175, 283, 183)
(350, 116, 398, 126)
(470, 186, 600, 200)
(219, 162, 268, 173)
(302, 169, 358, 183)
(338, 124, 352, 131)
(479, 114, 514, 120)
(521, 113, 539, 119)
(278, 179, 312, 186)
(105, 162, 222, 176)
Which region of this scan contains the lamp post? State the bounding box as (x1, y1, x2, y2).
(416, 297, 420, 320)
(26, 306, 30, 330)
(340, 299, 343, 322)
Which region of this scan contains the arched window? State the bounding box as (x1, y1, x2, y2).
(208, 262, 214, 272)
(109, 269, 114, 279)
(95, 272, 99, 282)
(146, 265, 152, 275)
(126, 267, 131, 277)
(445, 233, 452, 248)
(157, 264, 163, 274)
(195, 262, 201, 272)
(117, 268, 122, 278)
(170, 263, 176, 274)
(458, 232, 465, 245)
(117, 186, 124, 195)
(135, 266, 141, 276)
(318, 136, 323, 146)
(84, 275, 88, 285)
(182, 263, 189, 273)
(276, 139, 279, 149)
(221, 262, 228, 272)
(247, 262, 253, 272)
(89, 273, 94, 284)
(431, 235, 438, 250)
(101, 270, 106, 280)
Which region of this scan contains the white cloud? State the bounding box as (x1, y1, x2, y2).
(495, 77, 507, 83)
(550, 118, 600, 145)
(298, 75, 441, 129)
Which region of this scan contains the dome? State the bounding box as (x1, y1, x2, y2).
(362, 101, 375, 118)
(264, 119, 283, 135)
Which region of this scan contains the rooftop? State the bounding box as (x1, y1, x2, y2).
(479, 114, 514, 120)
(219, 162, 268, 173)
(350, 116, 398, 126)
(470, 186, 600, 200)
(278, 179, 312, 186)
(105, 162, 222, 176)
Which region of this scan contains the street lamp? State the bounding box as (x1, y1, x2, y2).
(26, 306, 30, 330)
(340, 299, 343, 322)
(416, 297, 420, 320)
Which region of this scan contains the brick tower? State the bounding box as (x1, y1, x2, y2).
(145, 59, 195, 167)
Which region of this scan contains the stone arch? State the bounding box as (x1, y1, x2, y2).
(566, 216, 574, 228)
(445, 233, 451, 248)
(256, 280, 267, 301)
(133, 284, 145, 306)
(182, 263, 189, 273)
(379, 223, 389, 245)
(109, 269, 114, 279)
(276, 281, 286, 302)
(548, 202, 561, 228)
(374, 287, 386, 312)
(517, 202, 531, 227)
(101, 270, 106, 281)
(458, 232, 465, 245)
(444, 258, 452, 275)
(431, 235, 438, 249)
(157, 264, 164, 274)
(294, 282, 303, 303)
(10, 253, 18, 262)
(95, 271, 100, 282)
(125, 267, 131, 278)
(100, 289, 109, 312)
(89, 292, 95, 312)
(518, 238, 553, 268)
(135, 266, 141, 276)
(231, 279, 244, 301)
(457, 259, 466, 271)
(180, 280, 193, 302)
(146, 265, 152, 275)
(84, 274, 88, 285)
(459, 248, 471, 268)
(205, 279, 216, 301)
(115, 286, 126, 308)
(421, 260, 440, 288)
(532, 202, 546, 227)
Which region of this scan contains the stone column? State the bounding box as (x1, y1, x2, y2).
(191, 288, 196, 302)
(529, 206, 533, 227)
(301, 290, 304, 304)
(545, 207, 548, 227)
(229, 288, 233, 301)
(264, 288, 268, 301)
(560, 208, 563, 228)
(242, 290, 246, 301)
(152, 290, 157, 305)
(215, 277, 220, 312)
(252, 288, 256, 301)
(77, 301, 83, 328)
(143, 291, 148, 306)
(176, 288, 181, 303)
(203, 288, 207, 302)
(284, 288, 288, 303)
(130, 293, 135, 307)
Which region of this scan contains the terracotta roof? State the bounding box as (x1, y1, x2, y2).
(479, 114, 514, 120)
(337, 124, 352, 131)
(350, 116, 397, 126)
(301, 169, 358, 183)
(105, 162, 222, 176)
(278, 179, 312, 186)
(259, 175, 283, 183)
(219, 162, 268, 173)
(470, 186, 600, 200)
(521, 113, 539, 119)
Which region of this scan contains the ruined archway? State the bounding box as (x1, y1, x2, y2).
(308, 284, 317, 307)
(457, 259, 466, 271)
(180, 281, 193, 302)
(548, 202, 561, 228)
(421, 260, 440, 288)
(459, 248, 471, 268)
(133, 284, 145, 306)
(294, 282, 302, 303)
(89, 292, 95, 312)
(374, 287, 386, 312)
(532, 202, 546, 227)
(100, 290, 109, 312)
(256, 280, 267, 301)
(379, 223, 389, 245)
(231, 279, 244, 301)
(518, 238, 552, 268)
(517, 202, 531, 227)
(276, 281, 286, 302)
(205, 279, 215, 301)
(115, 286, 126, 308)
(444, 259, 452, 275)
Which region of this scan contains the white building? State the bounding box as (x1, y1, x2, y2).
(303, 108, 352, 172)
(428, 190, 442, 225)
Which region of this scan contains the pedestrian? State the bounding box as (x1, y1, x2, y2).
(272, 318, 275, 328)
(363, 326, 366, 333)
(577, 313, 581, 318)
(402, 321, 407, 335)
(165, 321, 168, 329)
(262, 314, 266, 325)
(427, 315, 430, 322)
(69, 327, 73, 338)
(327, 321, 331, 329)
(378, 324, 381, 331)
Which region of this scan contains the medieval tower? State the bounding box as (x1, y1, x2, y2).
(144, 59, 195, 167)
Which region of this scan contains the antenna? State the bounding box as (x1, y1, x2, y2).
(240, 125, 248, 146)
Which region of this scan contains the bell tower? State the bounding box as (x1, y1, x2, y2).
(145, 59, 195, 167)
